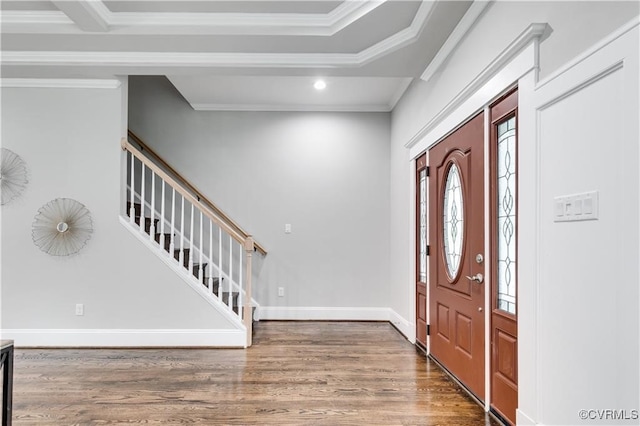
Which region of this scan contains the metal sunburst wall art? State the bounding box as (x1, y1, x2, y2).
(32, 198, 93, 256)
(1, 148, 29, 205)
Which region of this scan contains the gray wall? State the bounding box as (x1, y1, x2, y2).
(129, 76, 391, 311)
(1, 84, 235, 338)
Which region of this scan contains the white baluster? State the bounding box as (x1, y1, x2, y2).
(179, 195, 185, 266)
(209, 220, 213, 295)
(149, 171, 156, 240)
(169, 188, 175, 255)
(129, 153, 135, 224)
(189, 203, 194, 275)
(139, 163, 146, 233)
(199, 210, 203, 282)
(160, 180, 166, 250)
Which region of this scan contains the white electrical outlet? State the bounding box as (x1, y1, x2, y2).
(284, 224, 292, 234)
(278, 287, 285, 297)
(75, 304, 84, 316)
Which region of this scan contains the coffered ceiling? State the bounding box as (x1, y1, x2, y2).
(1, 0, 479, 111)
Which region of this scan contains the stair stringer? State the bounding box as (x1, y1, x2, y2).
(119, 215, 248, 332)
(124, 189, 261, 312)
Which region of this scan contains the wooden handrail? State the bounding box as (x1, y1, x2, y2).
(122, 134, 267, 255)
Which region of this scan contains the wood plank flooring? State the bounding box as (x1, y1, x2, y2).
(10, 321, 500, 425)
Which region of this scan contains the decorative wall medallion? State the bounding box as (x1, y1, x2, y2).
(32, 198, 93, 256)
(1, 148, 28, 205)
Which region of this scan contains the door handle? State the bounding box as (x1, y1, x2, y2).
(465, 273, 484, 284)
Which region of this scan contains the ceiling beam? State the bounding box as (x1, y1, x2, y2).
(51, 0, 109, 32)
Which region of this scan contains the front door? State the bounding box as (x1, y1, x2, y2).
(428, 112, 485, 399)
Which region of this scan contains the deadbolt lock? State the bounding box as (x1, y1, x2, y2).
(475, 254, 484, 264)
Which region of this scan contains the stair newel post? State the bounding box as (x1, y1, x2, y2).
(160, 180, 166, 250)
(129, 152, 135, 224)
(169, 187, 175, 255)
(244, 237, 254, 347)
(238, 239, 243, 322)
(179, 195, 185, 266)
(209, 220, 214, 295)
(199, 210, 204, 282)
(139, 163, 146, 234)
(149, 171, 156, 241)
(189, 203, 195, 275)
(228, 235, 233, 312)
(218, 227, 222, 298)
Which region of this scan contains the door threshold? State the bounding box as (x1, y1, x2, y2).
(428, 354, 483, 404)
(489, 408, 512, 426)
(414, 341, 427, 355)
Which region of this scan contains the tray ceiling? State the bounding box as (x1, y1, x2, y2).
(1, 0, 477, 111)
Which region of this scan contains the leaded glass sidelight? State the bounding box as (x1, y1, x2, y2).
(419, 169, 427, 282)
(497, 116, 517, 314)
(443, 163, 464, 278)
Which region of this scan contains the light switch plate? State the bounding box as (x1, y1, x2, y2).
(554, 191, 598, 222)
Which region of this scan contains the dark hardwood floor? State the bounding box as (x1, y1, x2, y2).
(10, 321, 500, 425)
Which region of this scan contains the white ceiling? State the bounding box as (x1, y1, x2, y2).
(1, 0, 475, 111)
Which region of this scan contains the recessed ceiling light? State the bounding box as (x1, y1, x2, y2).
(314, 80, 327, 91)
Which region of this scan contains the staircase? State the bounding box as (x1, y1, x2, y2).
(126, 200, 244, 313)
(120, 133, 264, 347)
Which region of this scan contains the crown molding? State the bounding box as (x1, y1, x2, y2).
(0, 50, 360, 68)
(0, 78, 121, 89)
(1, 2, 439, 71)
(51, 0, 110, 32)
(1, 0, 388, 36)
(420, 0, 493, 82)
(190, 103, 393, 113)
(356, 1, 436, 65)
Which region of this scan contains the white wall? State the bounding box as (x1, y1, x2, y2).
(519, 23, 639, 425)
(390, 0, 638, 334)
(390, 1, 639, 425)
(1, 83, 238, 346)
(128, 77, 391, 318)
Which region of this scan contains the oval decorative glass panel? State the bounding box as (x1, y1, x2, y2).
(442, 163, 464, 278)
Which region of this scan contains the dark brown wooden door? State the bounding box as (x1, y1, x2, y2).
(416, 154, 428, 348)
(429, 112, 485, 399)
(490, 89, 518, 425)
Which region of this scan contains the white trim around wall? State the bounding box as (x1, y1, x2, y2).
(420, 0, 493, 82)
(258, 307, 415, 342)
(259, 306, 389, 321)
(406, 23, 550, 155)
(0, 78, 121, 89)
(1, 328, 246, 347)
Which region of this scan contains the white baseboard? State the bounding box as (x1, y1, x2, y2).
(516, 409, 537, 425)
(1, 328, 246, 347)
(259, 306, 390, 321)
(388, 309, 415, 343)
(258, 306, 416, 341)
